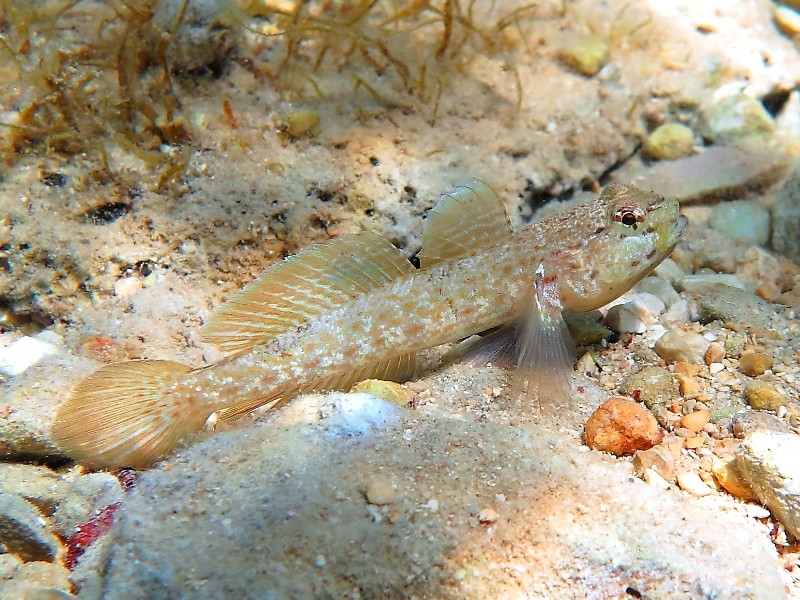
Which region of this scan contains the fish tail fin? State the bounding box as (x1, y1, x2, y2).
(51, 360, 201, 469)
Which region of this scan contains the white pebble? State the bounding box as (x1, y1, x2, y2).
(114, 276, 143, 297)
(425, 498, 439, 512)
(315, 554, 326, 568)
(643, 468, 671, 490)
(709, 363, 725, 374)
(0, 335, 58, 376)
(744, 504, 771, 520)
(677, 471, 713, 497)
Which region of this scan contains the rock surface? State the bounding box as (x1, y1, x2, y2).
(736, 431, 800, 539)
(95, 396, 785, 600)
(772, 162, 800, 264)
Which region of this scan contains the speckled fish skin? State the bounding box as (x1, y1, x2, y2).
(51, 182, 686, 469)
(170, 184, 685, 416)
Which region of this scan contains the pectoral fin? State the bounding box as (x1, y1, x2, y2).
(514, 265, 575, 408)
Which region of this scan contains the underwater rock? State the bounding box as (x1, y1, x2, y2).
(738, 352, 774, 377)
(706, 95, 775, 143)
(642, 123, 695, 161)
(736, 431, 800, 539)
(697, 285, 775, 328)
(707, 200, 771, 246)
(559, 39, 610, 76)
(732, 410, 793, 438)
(619, 145, 789, 203)
(745, 382, 788, 412)
(584, 397, 663, 455)
(0, 493, 62, 563)
(618, 366, 680, 428)
(712, 456, 757, 501)
(0, 464, 67, 516)
(94, 403, 785, 599)
(772, 162, 800, 264)
(653, 329, 710, 365)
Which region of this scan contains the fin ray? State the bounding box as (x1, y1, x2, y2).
(419, 179, 513, 269)
(201, 231, 415, 356)
(51, 360, 206, 469)
(514, 266, 575, 409)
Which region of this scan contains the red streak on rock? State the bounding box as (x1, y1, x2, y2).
(66, 502, 121, 569)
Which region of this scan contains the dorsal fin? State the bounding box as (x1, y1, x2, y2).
(418, 179, 513, 270)
(200, 231, 415, 356)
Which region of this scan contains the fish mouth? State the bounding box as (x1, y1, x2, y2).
(655, 213, 687, 254)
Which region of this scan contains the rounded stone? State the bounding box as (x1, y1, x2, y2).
(362, 479, 397, 506)
(680, 409, 711, 433)
(744, 382, 787, 412)
(732, 410, 793, 438)
(643, 123, 695, 161)
(707, 95, 775, 143)
(738, 352, 774, 377)
(654, 329, 710, 364)
(584, 397, 663, 456)
(707, 200, 771, 246)
(560, 39, 610, 76)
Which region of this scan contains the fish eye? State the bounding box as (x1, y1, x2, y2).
(613, 204, 646, 229)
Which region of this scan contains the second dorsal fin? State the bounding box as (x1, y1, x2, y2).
(418, 179, 513, 270)
(200, 231, 415, 356)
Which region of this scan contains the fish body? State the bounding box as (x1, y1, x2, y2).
(52, 181, 686, 468)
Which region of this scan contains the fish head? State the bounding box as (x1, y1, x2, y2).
(557, 184, 687, 312)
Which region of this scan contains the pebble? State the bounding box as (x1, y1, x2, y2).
(583, 397, 663, 456)
(704, 343, 725, 365)
(642, 123, 695, 161)
(653, 258, 685, 283)
(619, 366, 679, 428)
(771, 162, 800, 264)
(362, 479, 397, 506)
(680, 409, 711, 433)
(350, 379, 412, 406)
(708, 363, 725, 374)
(634, 276, 680, 307)
(698, 285, 774, 329)
(738, 352, 773, 376)
(706, 200, 771, 246)
(0, 493, 62, 562)
(478, 508, 500, 525)
(676, 373, 701, 398)
(712, 457, 757, 501)
(632, 445, 676, 482)
(654, 329, 710, 364)
(706, 95, 775, 143)
(605, 294, 664, 334)
(560, 39, 610, 76)
(744, 382, 787, 412)
(0, 335, 58, 376)
(677, 471, 713, 497)
(736, 431, 800, 538)
(285, 109, 321, 138)
(774, 5, 800, 37)
(563, 311, 613, 346)
(731, 410, 793, 438)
